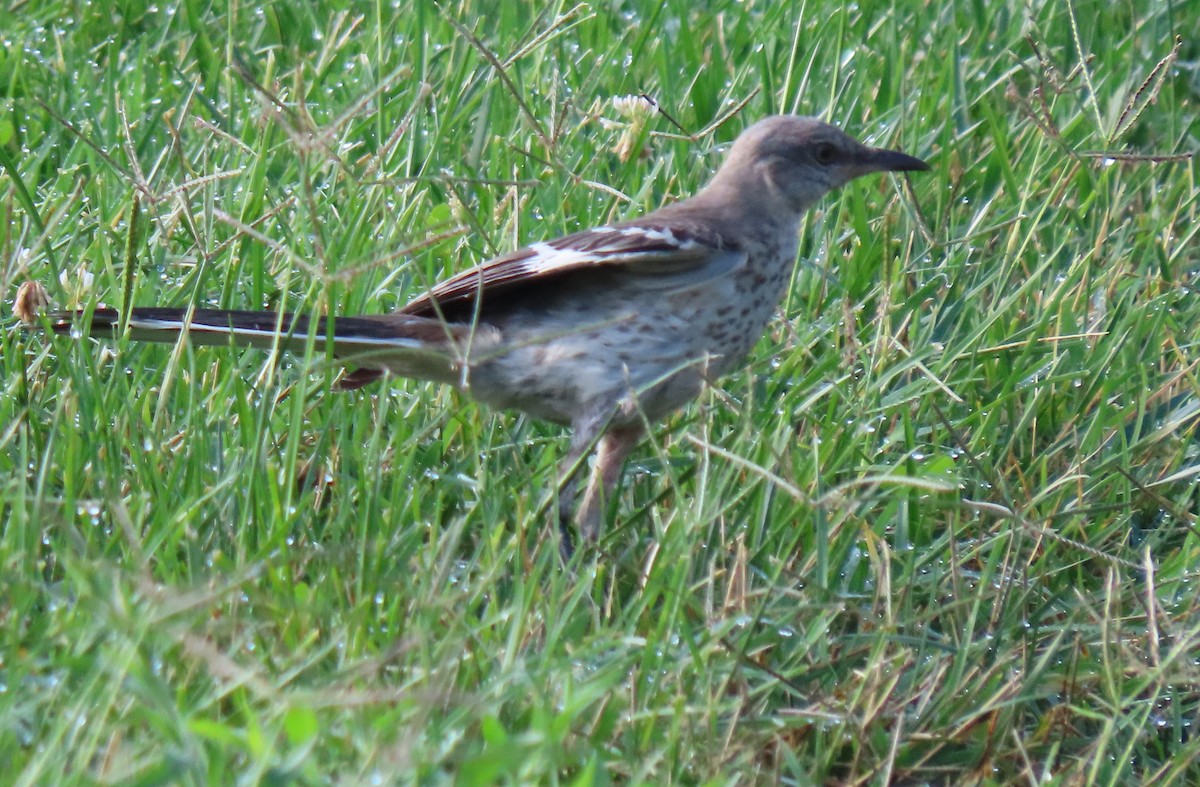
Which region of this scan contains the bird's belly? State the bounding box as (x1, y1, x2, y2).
(464, 282, 780, 424)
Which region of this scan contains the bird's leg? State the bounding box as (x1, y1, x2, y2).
(556, 410, 608, 560)
(556, 463, 582, 561)
(576, 424, 643, 544)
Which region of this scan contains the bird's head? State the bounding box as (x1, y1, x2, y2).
(708, 115, 929, 215)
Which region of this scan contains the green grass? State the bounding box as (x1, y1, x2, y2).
(2, 0, 1198, 782)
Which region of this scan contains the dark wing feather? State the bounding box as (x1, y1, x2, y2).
(401, 222, 745, 318)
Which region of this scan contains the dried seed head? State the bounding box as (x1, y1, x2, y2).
(13, 280, 50, 323)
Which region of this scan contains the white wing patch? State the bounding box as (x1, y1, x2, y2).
(564, 225, 704, 254)
(595, 225, 702, 249)
(524, 241, 602, 275)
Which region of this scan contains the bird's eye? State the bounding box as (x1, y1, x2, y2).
(813, 143, 836, 165)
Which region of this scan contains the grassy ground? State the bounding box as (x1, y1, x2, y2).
(2, 0, 1198, 783)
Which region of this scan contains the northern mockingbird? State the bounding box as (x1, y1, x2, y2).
(42, 115, 929, 555)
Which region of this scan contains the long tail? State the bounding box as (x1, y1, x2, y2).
(48, 307, 472, 388)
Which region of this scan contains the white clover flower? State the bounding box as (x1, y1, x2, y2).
(606, 95, 657, 163)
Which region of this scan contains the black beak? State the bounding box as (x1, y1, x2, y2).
(869, 146, 930, 173)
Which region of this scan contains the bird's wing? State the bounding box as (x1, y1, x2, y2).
(401, 223, 746, 318)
